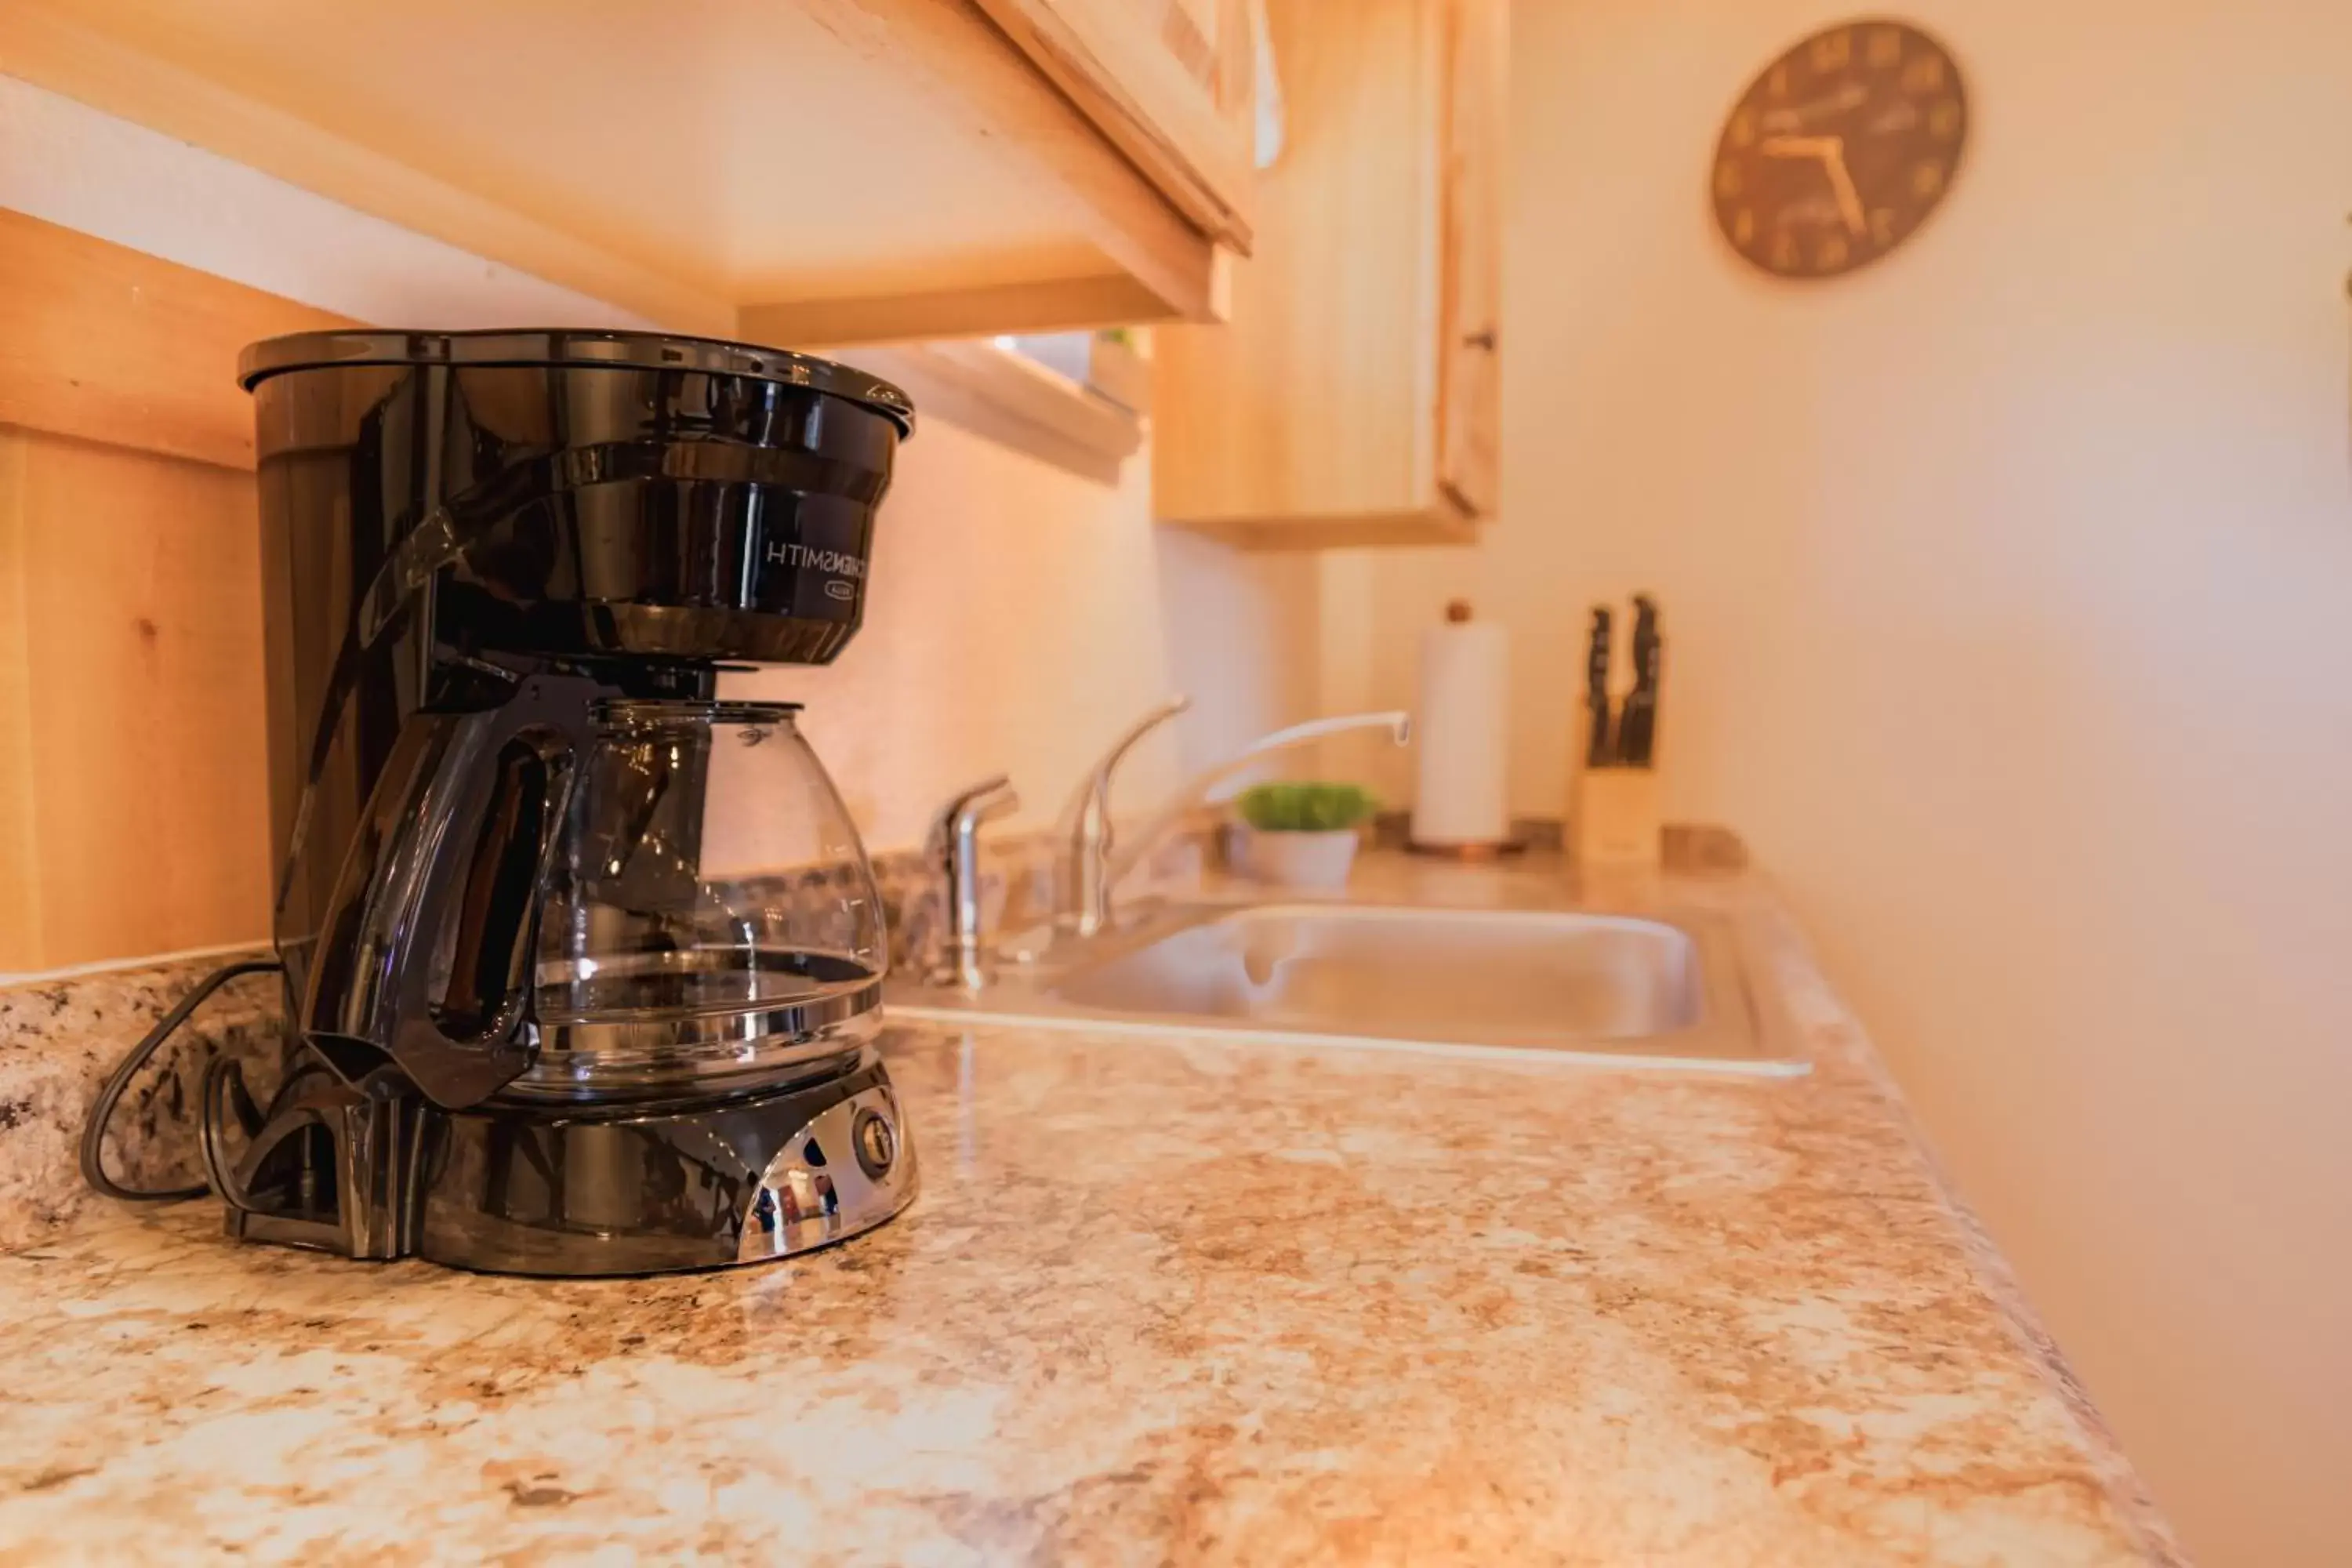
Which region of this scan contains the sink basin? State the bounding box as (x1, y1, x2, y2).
(1055, 906, 1699, 1041)
(891, 902, 1807, 1076)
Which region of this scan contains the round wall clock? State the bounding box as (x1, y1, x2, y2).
(1711, 20, 1967, 279)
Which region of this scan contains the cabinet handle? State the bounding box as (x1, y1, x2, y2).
(1461, 328, 1497, 352)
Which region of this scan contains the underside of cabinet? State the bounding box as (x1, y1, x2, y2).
(0, 0, 1234, 343)
(1163, 499, 1479, 552)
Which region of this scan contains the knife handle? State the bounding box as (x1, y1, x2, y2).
(1584, 607, 1614, 768)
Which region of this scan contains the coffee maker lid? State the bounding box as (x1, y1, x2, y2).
(238, 328, 915, 435)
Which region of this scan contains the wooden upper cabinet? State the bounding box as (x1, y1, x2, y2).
(0, 0, 1256, 344)
(1435, 0, 1503, 523)
(1152, 0, 1505, 549)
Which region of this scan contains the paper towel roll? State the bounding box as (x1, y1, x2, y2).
(1410, 612, 1511, 846)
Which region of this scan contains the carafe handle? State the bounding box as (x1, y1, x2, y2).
(301, 673, 600, 1109)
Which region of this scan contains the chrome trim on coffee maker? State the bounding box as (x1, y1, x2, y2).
(412, 1049, 917, 1277)
(201, 1044, 917, 1276)
(735, 1077, 914, 1265)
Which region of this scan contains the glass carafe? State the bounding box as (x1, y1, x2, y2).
(515, 699, 885, 1101)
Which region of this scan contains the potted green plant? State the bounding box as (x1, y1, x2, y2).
(1231, 782, 1377, 890)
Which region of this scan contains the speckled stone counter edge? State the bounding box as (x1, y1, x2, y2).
(1739, 896, 2187, 1566)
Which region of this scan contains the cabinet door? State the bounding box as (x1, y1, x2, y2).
(1151, 0, 1450, 543)
(975, 0, 1258, 249)
(1436, 0, 1505, 520)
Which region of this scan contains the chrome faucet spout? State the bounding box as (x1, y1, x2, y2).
(1056, 705, 1412, 940)
(1058, 695, 1192, 842)
(929, 775, 1019, 989)
(1105, 710, 1410, 890)
(1056, 695, 1192, 939)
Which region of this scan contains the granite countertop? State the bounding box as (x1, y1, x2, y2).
(0, 854, 2183, 1564)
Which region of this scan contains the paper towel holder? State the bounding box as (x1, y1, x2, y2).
(1407, 599, 1529, 860)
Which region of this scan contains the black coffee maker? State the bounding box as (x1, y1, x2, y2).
(92, 331, 920, 1276)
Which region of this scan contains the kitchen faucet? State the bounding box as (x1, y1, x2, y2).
(1054, 698, 1413, 939)
(927, 774, 1020, 989)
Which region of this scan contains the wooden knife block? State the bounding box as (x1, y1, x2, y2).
(1571, 765, 1662, 866)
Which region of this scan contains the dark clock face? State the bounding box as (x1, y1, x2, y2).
(1711, 20, 1967, 278)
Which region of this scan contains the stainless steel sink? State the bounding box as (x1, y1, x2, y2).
(891, 902, 1807, 1076)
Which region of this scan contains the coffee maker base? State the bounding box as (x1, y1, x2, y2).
(224, 1051, 918, 1277)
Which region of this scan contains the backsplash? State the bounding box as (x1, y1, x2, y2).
(0, 961, 281, 1251)
(0, 821, 1207, 1253)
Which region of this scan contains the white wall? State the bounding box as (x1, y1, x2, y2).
(1326, 3, 2352, 1561)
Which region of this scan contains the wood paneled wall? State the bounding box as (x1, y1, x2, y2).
(0, 210, 347, 972)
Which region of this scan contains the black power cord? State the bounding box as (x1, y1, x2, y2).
(80, 958, 282, 1203)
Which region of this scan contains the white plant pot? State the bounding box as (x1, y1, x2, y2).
(1235, 827, 1361, 891)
